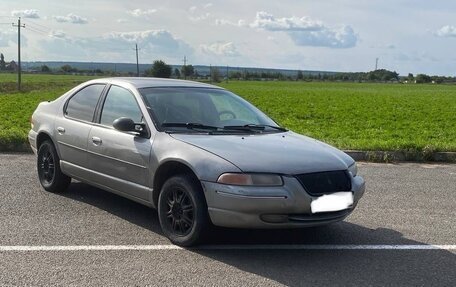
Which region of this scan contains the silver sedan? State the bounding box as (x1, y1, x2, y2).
(29, 77, 365, 246)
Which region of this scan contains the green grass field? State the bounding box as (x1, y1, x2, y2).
(1, 73, 455, 152)
(0, 74, 95, 146)
(218, 81, 456, 152)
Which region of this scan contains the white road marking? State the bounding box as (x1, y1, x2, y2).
(0, 244, 455, 252)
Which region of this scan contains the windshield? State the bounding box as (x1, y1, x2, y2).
(139, 87, 284, 133)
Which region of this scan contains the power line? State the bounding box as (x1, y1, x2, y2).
(25, 20, 80, 41)
(23, 20, 53, 37)
(25, 26, 49, 36)
(24, 25, 49, 36)
(24, 23, 50, 34)
(24, 18, 52, 31)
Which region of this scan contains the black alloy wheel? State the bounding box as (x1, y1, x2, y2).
(37, 140, 71, 193)
(38, 146, 55, 185)
(164, 188, 195, 235)
(158, 174, 209, 246)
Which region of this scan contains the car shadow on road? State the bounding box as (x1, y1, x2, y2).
(63, 181, 163, 236)
(61, 181, 456, 286)
(197, 226, 456, 286)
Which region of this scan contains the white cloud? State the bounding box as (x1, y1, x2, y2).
(250, 11, 322, 32)
(250, 12, 357, 48)
(189, 13, 210, 22)
(53, 13, 88, 24)
(435, 25, 456, 37)
(290, 25, 358, 48)
(103, 30, 193, 56)
(189, 3, 213, 21)
(0, 31, 17, 47)
(238, 19, 247, 27)
(127, 9, 157, 17)
(0, 30, 28, 48)
(117, 19, 128, 23)
(215, 19, 247, 27)
(190, 3, 212, 14)
(49, 30, 67, 39)
(215, 19, 234, 26)
(11, 9, 40, 19)
(39, 29, 193, 61)
(200, 42, 239, 57)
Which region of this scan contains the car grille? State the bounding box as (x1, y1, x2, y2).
(295, 170, 351, 196)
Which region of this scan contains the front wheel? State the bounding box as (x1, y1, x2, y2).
(37, 140, 71, 193)
(158, 174, 209, 246)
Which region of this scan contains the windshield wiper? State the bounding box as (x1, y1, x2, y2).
(162, 122, 220, 131)
(162, 122, 287, 134)
(223, 124, 288, 132)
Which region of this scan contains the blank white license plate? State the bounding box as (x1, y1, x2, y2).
(311, 192, 354, 214)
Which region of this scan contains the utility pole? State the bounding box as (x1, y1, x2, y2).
(135, 43, 140, 77)
(226, 65, 229, 83)
(12, 17, 25, 91)
(182, 55, 187, 79)
(209, 64, 212, 84)
(375, 57, 379, 71)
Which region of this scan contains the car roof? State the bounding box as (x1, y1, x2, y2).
(88, 77, 224, 90)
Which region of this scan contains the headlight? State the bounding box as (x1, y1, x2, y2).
(348, 162, 358, 177)
(217, 173, 283, 186)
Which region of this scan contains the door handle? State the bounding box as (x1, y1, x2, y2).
(91, 136, 102, 145)
(56, 127, 65, 134)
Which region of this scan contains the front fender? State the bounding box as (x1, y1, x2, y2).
(151, 132, 242, 182)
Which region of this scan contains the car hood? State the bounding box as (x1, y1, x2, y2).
(169, 132, 354, 175)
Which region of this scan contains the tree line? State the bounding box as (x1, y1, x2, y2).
(142, 62, 456, 84)
(3, 53, 455, 84)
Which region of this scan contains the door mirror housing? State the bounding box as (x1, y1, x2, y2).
(113, 117, 147, 137)
(113, 117, 135, 131)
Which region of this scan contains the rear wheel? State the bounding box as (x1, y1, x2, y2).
(158, 174, 209, 246)
(37, 140, 71, 193)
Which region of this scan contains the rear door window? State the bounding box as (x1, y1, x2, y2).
(65, 84, 105, 122)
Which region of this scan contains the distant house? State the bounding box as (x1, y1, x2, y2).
(6, 61, 18, 71)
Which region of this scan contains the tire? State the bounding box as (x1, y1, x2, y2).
(158, 174, 209, 246)
(37, 140, 71, 193)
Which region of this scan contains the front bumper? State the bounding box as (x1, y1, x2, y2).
(201, 175, 365, 228)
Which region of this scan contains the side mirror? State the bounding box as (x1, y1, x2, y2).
(113, 117, 147, 136)
(113, 117, 135, 132)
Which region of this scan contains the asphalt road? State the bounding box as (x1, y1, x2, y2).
(0, 153, 455, 286)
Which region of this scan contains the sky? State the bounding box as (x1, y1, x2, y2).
(1, 0, 455, 75)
